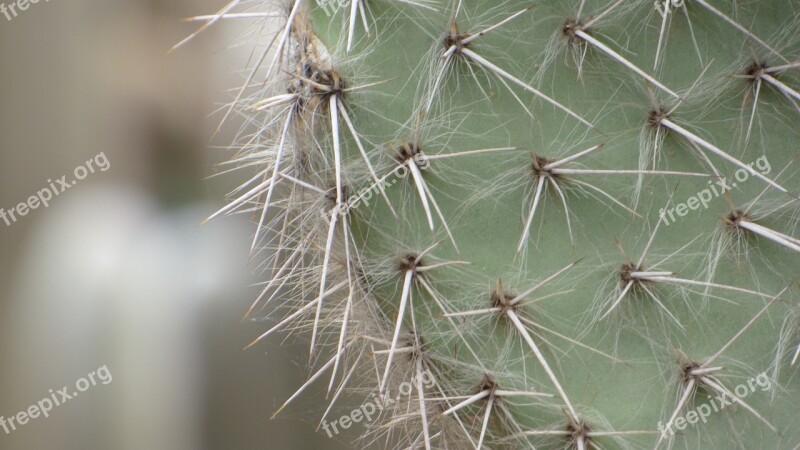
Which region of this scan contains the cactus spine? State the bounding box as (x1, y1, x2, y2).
(199, 0, 800, 448)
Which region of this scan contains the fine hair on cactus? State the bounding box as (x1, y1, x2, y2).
(190, 0, 800, 448)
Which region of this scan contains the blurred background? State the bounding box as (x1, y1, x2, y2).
(0, 1, 351, 448)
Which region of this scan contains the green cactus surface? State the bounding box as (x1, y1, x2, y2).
(206, 0, 800, 448)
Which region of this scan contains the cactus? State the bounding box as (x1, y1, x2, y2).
(199, 0, 800, 448)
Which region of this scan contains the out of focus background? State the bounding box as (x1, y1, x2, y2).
(0, 1, 351, 449)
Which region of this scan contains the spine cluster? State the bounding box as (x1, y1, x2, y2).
(192, 1, 800, 448)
